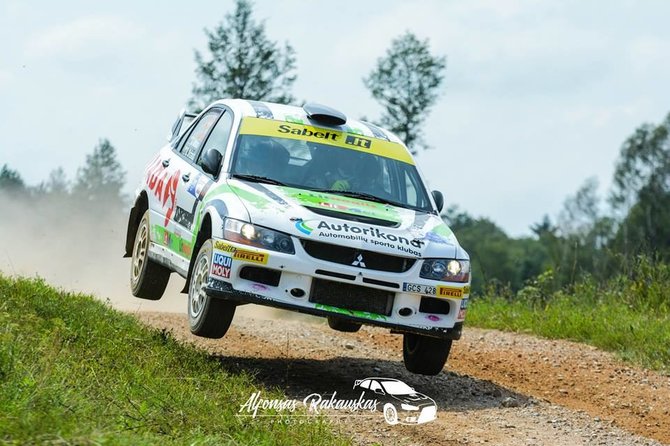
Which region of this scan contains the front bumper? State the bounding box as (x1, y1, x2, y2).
(206, 238, 469, 340)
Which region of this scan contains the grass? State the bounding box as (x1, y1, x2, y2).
(467, 261, 670, 372)
(0, 275, 351, 445)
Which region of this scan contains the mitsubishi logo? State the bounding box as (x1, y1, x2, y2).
(352, 253, 366, 268)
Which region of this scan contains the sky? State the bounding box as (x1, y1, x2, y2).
(1, 0, 669, 237)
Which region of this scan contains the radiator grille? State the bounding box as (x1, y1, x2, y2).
(301, 240, 416, 273)
(309, 279, 394, 316)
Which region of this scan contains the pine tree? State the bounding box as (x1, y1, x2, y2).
(364, 32, 446, 154)
(190, 0, 297, 110)
(73, 139, 126, 207)
(0, 164, 25, 193)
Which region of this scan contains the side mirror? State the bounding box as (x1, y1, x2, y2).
(201, 149, 223, 177)
(432, 190, 444, 213)
(374, 388, 385, 395)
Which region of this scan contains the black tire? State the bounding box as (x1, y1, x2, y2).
(327, 316, 362, 333)
(130, 210, 170, 300)
(403, 333, 452, 375)
(188, 239, 236, 339)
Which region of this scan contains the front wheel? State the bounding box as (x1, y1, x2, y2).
(188, 239, 236, 339)
(130, 210, 170, 300)
(403, 333, 452, 375)
(383, 403, 398, 425)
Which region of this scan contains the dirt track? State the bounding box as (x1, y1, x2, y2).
(136, 309, 669, 446)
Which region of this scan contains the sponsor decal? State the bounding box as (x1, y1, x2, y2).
(314, 303, 387, 321)
(211, 252, 232, 279)
(402, 282, 436, 295)
(306, 220, 424, 257)
(345, 134, 372, 149)
(281, 186, 404, 223)
(237, 377, 437, 426)
(436, 286, 464, 298)
(421, 231, 450, 245)
(278, 123, 338, 141)
(425, 314, 441, 322)
(238, 117, 415, 164)
(234, 249, 268, 264)
(152, 225, 194, 257)
(251, 283, 269, 292)
(174, 206, 195, 229)
(213, 241, 268, 264)
(146, 156, 180, 226)
(214, 241, 236, 252)
(460, 298, 469, 309)
(294, 219, 314, 235)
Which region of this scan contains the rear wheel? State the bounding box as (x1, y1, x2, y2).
(403, 333, 452, 375)
(327, 316, 361, 333)
(130, 211, 170, 300)
(188, 239, 236, 339)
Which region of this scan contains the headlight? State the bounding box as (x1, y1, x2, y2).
(401, 404, 419, 411)
(223, 218, 295, 254)
(420, 259, 470, 282)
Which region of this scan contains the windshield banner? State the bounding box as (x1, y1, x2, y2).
(238, 117, 414, 164)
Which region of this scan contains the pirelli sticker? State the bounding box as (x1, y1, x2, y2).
(238, 117, 414, 165)
(233, 249, 268, 264)
(213, 241, 268, 265)
(436, 286, 464, 298)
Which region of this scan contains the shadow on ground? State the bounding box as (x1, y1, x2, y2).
(214, 354, 530, 413)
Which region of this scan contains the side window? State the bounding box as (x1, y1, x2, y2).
(404, 171, 418, 205)
(369, 381, 383, 392)
(179, 109, 221, 161)
(197, 110, 233, 170)
(401, 167, 429, 209)
(358, 379, 371, 390)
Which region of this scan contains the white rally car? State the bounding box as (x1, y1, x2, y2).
(124, 99, 470, 375)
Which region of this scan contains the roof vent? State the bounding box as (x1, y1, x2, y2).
(303, 102, 347, 126)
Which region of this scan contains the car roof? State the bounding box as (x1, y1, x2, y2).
(211, 98, 407, 147)
(361, 377, 406, 383)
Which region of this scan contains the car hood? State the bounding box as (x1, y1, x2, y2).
(227, 179, 465, 259)
(389, 392, 435, 407)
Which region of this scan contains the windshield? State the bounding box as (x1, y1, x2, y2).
(380, 380, 415, 395)
(230, 127, 433, 212)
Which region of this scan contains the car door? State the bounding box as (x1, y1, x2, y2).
(163, 108, 222, 265)
(174, 108, 235, 255)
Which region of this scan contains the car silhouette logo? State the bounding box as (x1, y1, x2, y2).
(353, 377, 437, 425)
(352, 253, 366, 268)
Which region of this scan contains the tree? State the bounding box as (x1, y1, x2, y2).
(609, 113, 670, 259)
(443, 206, 548, 294)
(44, 167, 69, 195)
(73, 139, 126, 207)
(364, 32, 446, 154)
(190, 0, 297, 109)
(0, 164, 25, 193)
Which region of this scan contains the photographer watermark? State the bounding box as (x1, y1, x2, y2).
(236, 377, 437, 426)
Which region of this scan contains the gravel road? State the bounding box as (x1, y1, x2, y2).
(135, 308, 669, 446)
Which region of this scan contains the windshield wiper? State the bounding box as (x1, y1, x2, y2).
(231, 173, 286, 186)
(314, 189, 402, 207)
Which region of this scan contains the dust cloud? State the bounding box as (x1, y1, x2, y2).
(0, 191, 307, 322)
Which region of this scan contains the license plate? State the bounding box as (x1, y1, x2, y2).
(402, 282, 436, 295)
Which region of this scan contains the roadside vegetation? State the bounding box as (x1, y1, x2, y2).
(468, 256, 670, 371)
(0, 275, 349, 446)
